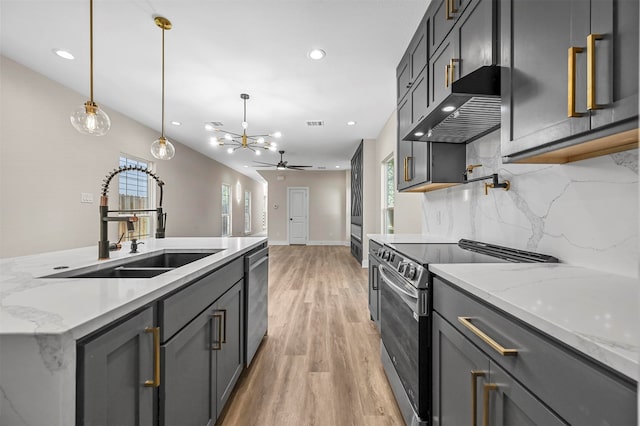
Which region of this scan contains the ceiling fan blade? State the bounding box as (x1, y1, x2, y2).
(253, 161, 278, 166)
(287, 165, 312, 168)
(287, 166, 310, 170)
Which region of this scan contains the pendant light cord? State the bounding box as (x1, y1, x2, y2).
(161, 24, 165, 138)
(89, 0, 94, 103)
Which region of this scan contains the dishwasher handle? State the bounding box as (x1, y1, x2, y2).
(246, 247, 269, 271)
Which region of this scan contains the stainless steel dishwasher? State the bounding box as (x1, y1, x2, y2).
(244, 246, 269, 366)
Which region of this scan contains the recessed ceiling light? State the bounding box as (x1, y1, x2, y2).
(347, 121, 357, 126)
(53, 49, 74, 60)
(414, 131, 425, 137)
(170, 121, 181, 126)
(442, 105, 456, 112)
(335, 165, 341, 168)
(244, 165, 249, 168)
(308, 49, 326, 60)
(272, 131, 282, 138)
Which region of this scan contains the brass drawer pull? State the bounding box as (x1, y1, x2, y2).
(471, 371, 486, 426)
(211, 312, 224, 350)
(446, 0, 454, 20)
(587, 33, 603, 110)
(483, 383, 498, 426)
(144, 327, 161, 387)
(450, 58, 459, 84)
(445, 64, 451, 87)
(567, 46, 584, 117)
(458, 316, 518, 356)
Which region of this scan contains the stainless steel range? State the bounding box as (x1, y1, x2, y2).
(377, 239, 558, 425)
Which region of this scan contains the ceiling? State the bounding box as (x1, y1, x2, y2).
(0, 0, 427, 181)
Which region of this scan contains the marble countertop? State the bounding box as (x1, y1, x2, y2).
(0, 237, 267, 339)
(367, 233, 455, 244)
(430, 263, 639, 381)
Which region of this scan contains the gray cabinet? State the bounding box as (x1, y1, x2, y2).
(433, 276, 638, 426)
(368, 240, 382, 330)
(432, 313, 566, 426)
(397, 16, 428, 106)
(429, 0, 497, 113)
(77, 306, 155, 426)
(161, 280, 244, 425)
(501, 0, 638, 163)
(397, 142, 466, 192)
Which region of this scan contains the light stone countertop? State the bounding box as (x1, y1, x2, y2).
(0, 237, 267, 426)
(429, 263, 639, 381)
(367, 233, 456, 245)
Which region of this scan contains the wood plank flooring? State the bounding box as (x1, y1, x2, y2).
(218, 245, 403, 426)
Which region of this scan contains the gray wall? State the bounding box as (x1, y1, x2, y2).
(0, 56, 265, 258)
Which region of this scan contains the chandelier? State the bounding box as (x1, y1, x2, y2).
(207, 93, 280, 155)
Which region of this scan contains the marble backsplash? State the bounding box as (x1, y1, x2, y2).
(422, 131, 639, 278)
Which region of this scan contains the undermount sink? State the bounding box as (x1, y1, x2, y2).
(43, 250, 223, 279)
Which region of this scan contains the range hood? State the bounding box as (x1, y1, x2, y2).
(405, 65, 501, 144)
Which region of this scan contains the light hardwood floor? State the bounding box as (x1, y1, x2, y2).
(218, 245, 404, 426)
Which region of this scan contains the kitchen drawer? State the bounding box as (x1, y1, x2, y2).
(433, 277, 637, 426)
(159, 257, 244, 342)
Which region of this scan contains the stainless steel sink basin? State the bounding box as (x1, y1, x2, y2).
(43, 249, 223, 279)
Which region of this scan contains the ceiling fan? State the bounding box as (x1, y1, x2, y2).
(254, 150, 312, 170)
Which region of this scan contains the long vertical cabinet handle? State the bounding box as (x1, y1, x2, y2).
(220, 309, 227, 344)
(404, 157, 412, 182)
(144, 327, 161, 387)
(211, 312, 224, 350)
(445, 64, 451, 87)
(587, 33, 603, 110)
(567, 46, 584, 117)
(446, 0, 454, 20)
(471, 371, 486, 426)
(450, 59, 459, 84)
(483, 383, 498, 426)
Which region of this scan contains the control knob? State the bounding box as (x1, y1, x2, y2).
(405, 265, 417, 280)
(382, 250, 390, 261)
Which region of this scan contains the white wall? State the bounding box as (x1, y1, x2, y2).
(374, 111, 423, 234)
(421, 130, 639, 278)
(258, 170, 347, 245)
(0, 56, 265, 258)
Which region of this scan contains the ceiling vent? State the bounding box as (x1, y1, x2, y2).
(317, 166, 326, 170)
(209, 121, 224, 127)
(306, 120, 325, 127)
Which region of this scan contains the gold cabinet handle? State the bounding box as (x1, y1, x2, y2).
(450, 59, 459, 84)
(567, 46, 584, 117)
(471, 371, 486, 426)
(458, 317, 518, 356)
(211, 312, 224, 350)
(144, 327, 160, 387)
(446, 0, 454, 20)
(445, 64, 451, 87)
(450, 0, 459, 13)
(220, 309, 227, 344)
(404, 157, 409, 182)
(587, 33, 603, 110)
(483, 383, 498, 426)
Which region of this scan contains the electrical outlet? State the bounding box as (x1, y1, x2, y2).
(81, 192, 94, 204)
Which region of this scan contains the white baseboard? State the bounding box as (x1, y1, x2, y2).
(268, 240, 350, 246)
(361, 258, 369, 268)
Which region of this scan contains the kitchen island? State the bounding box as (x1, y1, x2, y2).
(0, 236, 267, 426)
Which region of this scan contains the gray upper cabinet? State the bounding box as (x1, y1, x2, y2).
(501, 0, 638, 163)
(77, 306, 155, 426)
(397, 142, 466, 192)
(430, 0, 470, 54)
(433, 277, 638, 426)
(397, 16, 428, 106)
(429, 0, 497, 114)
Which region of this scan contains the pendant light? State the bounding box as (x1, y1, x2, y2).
(70, 0, 111, 136)
(150, 16, 175, 160)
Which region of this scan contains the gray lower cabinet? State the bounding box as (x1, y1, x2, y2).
(161, 280, 244, 425)
(433, 277, 638, 426)
(501, 0, 638, 163)
(432, 313, 565, 426)
(77, 306, 155, 426)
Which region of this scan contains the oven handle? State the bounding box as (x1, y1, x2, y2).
(378, 265, 419, 300)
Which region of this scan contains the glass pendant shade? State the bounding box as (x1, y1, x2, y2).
(70, 102, 111, 135)
(150, 137, 175, 160)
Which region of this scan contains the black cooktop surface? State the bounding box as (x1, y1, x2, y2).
(386, 242, 513, 266)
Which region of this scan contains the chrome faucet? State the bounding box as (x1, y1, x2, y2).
(98, 165, 166, 259)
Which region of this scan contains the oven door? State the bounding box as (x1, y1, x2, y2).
(379, 264, 428, 420)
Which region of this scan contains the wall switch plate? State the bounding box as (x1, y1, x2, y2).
(81, 192, 94, 204)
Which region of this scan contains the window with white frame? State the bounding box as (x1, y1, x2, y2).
(118, 155, 153, 240)
(383, 156, 395, 234)
(221, 183, 232, 236)
(244, 191, 251, 234)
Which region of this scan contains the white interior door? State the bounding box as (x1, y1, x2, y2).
(288, 187, 308, 245)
